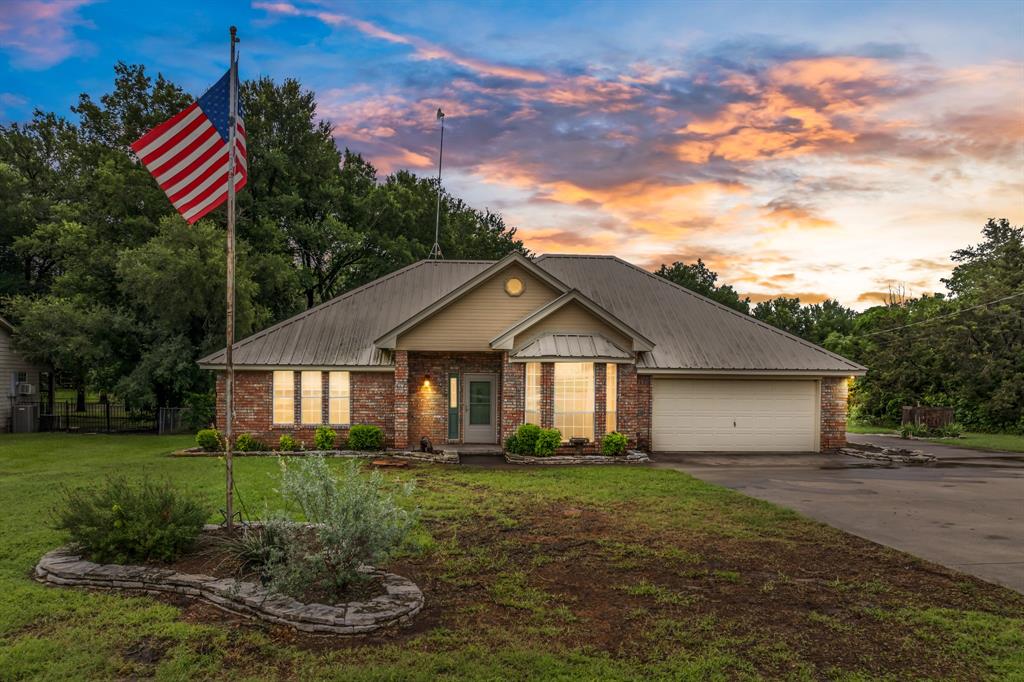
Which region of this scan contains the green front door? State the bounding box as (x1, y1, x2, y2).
(463, 374, 495, 443)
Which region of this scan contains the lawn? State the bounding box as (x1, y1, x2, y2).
(2, 434, 1023, 680)
(847, 422, 1024, 453)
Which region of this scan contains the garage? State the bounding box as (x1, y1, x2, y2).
(651, 378, 818, 452)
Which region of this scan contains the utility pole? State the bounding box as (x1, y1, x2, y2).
(429, 108, 445, 260)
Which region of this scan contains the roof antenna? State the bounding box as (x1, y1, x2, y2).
(429, 108, 445, 260)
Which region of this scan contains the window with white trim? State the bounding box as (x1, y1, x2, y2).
(554, 362, 594, 441)
(300, 371, 322, 425)
(329, 371, 350, 425)
(524, 362, 541, 425)
(605, 364, 617, 433)
(273, 371, 294, 424)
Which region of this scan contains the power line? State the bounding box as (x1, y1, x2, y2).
(858, 290, 1024, 338)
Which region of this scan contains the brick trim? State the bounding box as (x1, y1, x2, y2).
(540, 362, 555, 429)
(820, 377, 848, 451)
(394, 351, 409, 449)
(594, 362, 607, 439)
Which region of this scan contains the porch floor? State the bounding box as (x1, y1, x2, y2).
(444, 444, 504, 455)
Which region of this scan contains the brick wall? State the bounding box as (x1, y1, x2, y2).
(216, 370, 395, 448)
(407, 351, 503, 446)
(594, 362, 607, 439)
(500, 353, 524, 445)
(540, 363, 555, 429)
(394, 351, 409, 449)
(820, 376, 849, 451)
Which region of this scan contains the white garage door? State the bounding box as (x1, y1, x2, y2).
(652, 379, 818, 452)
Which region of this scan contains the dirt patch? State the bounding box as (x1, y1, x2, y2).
(139, 499, 1022, 678)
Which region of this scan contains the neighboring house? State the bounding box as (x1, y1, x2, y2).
(0, 316, 47, 433)
(199, 253, 866, 453)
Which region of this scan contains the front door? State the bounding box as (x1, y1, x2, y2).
(463, 373, 497, 443)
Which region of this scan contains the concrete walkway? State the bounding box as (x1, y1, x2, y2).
(652, 435, 1024, 594)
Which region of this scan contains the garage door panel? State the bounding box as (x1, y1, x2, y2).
(652, 379, 817, 452)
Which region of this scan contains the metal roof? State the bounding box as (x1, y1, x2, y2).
(200, 254, 865, 373)
(512, 333, 633, 361)
(199, 260, 492, 367)
(534, 255, 864, 373)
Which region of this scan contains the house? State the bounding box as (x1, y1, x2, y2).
(199, 253, 866, 453)
(0, 316, 47, 432)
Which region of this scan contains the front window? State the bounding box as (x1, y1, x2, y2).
(272, 371, 294, 424)
(301, 371, 322, 425)
(606, 364, 617, 433)
(329, 371, 350, 425)
(524, 362, 541, 425)
(554, 362, 594, 441)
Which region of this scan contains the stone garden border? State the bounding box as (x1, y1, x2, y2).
(504, 449, 650, 465)
(34, 529, 424, 636)
(838, 445, 936, 465)
(173, 447, 458, 464)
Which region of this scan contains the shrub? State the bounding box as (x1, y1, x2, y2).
(313, 425, 337, 451)
(534, 428, 562, 456)
(278, 434, 301, 452)
(234, 433, 266, 452)
(196, 428, 223, 452)
(183, 391, 216, 430)
(348, 424, 385, 450)
(600, 431, 629, 456)
(53, 476, 209, 564)
(505, 423, 543, 455)
(267, 456, 417, 597)
(938, 422, 964, 438)
(216, 518, 290, 575)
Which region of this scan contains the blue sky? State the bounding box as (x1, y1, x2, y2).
(2, 0, 1023, 307)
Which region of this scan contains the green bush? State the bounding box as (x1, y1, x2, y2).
(313, 425, 337, 451)
(600, 431, 629, 456)
(505, 423, 542, 455)
(348, 424, 385, 450)
(534, 428, 562, 456)
(938, 422, 964, 438)
(53, 476, 209, 564)
(234, 433, 266, 452)
(266, 456, 418, 598)
(278, 434, 301, 452)
(196, 428, 223, 452)
(183, 391, 216, 430)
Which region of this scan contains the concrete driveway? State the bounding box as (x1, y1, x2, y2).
(652, 434, 1024, 594)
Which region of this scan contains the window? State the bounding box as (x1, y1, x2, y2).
(554, 362, 594, 441)
(272, 371, 294, 424)
(329, 371, 350, 425)
(524, 362, 541, 425)
(301, 371, 322, 425)
(606, 364, 617, 434)
(448, 374, 459, 440)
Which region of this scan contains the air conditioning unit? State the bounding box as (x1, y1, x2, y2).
(16, 383, 35, 396)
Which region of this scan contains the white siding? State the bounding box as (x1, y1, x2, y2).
(0, 328, 45, 432)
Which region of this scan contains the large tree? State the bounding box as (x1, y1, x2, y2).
(654, 259, 750, 313)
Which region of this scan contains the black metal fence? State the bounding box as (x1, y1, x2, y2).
(40, 401, 158, 434)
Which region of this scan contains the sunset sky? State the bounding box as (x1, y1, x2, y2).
(2, 0, 1022, 308)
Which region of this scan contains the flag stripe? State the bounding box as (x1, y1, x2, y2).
(152, 127, 220, 184)
(160, 136, 227, 192)
(138, 106, 207, 164)
(130, 103, 200, 154)
(167, 148, 229, 202)
(148, 121, 219, 176)
(183, 172, 245, 224)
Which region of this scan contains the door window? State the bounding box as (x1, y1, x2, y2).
(469, 380, 491, 425)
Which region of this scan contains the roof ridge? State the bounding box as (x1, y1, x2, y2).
(606, 256, 864, 371)
(202, 259, 440, 360)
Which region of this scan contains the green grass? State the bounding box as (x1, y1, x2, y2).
(845, 421, 897, 434)
(847, 421, 1024, 453)
(1, 433, 1022, 680)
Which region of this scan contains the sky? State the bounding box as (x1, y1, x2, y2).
(1, 0, 1022, 309)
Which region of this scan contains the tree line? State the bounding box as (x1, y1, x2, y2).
(0, 63, 524, 410)
(655, 219, 1024, 432)
(2, 63, 1019, 433)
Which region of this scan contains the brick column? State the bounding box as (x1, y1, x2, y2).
(617, 364, 643, 448)
(293, 371, 302, 424)
(500, 352, 524, 444)
(820, 377, 849, 451)
(540, 362, 555, 429)
(594, 363, 607, 440)
(636, 374, 651, 451)
(394, 350, 409, 449)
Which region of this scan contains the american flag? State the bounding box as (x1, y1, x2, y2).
(131, 68, 247, 224)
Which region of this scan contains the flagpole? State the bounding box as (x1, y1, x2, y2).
(225, 25, 239, 531)
(429, 108, 444, 260)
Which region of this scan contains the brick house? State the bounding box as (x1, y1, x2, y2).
(199, 253, 865, 453)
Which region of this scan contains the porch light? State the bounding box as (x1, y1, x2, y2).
(422, 373, 432, 388)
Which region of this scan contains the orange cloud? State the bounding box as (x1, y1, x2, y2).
(745, 291, 831, 304)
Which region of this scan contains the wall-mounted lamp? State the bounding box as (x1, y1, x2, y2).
(422, 372, 432, 388)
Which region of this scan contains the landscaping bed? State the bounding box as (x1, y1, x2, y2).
(172, 447, 458, 464)
(504, 449, 650, 465)
(34, 526, 423, 636)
